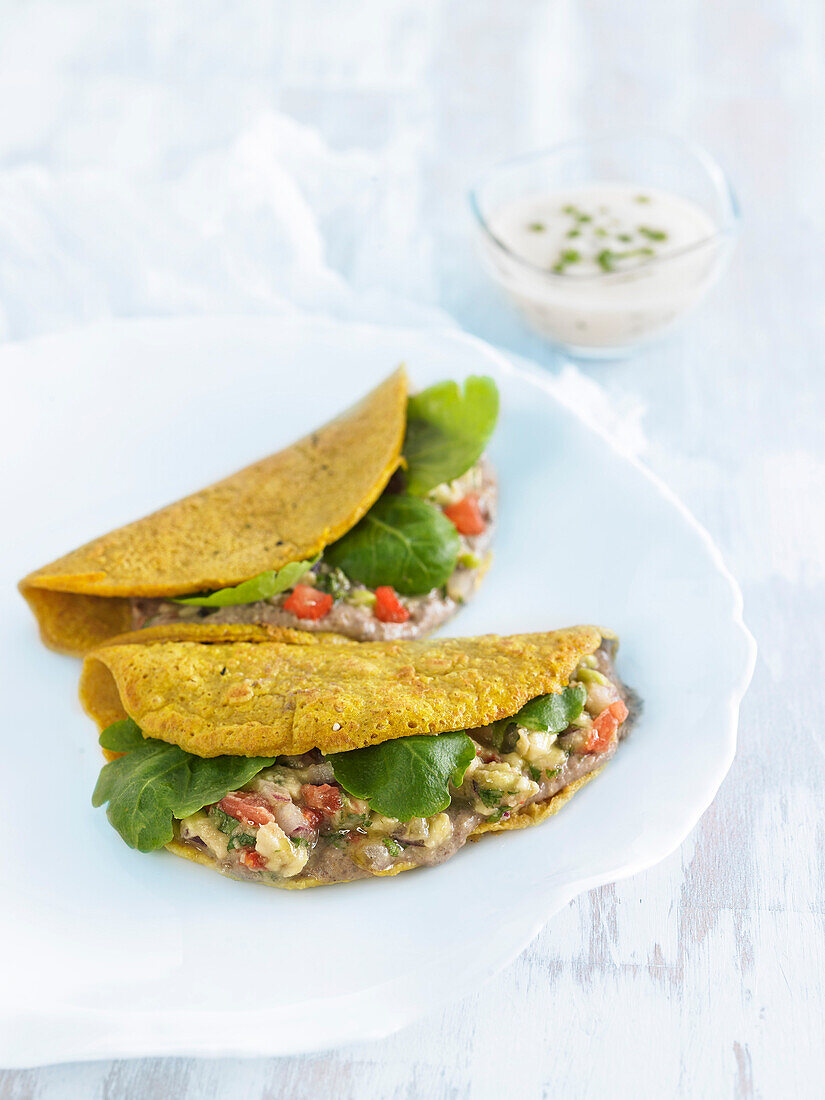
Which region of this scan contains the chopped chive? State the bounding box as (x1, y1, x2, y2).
(634, 194, 651, 204)
(566, 228, 581, 239)
(638, 225, 668, 241)
(528, 221, 546, 233)
(552, 248, 582, 273)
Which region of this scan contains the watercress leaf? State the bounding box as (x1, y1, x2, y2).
(512, 684, 587, 734)
(173, 556, 318, 607)
(327, 732, 475, 821)
(324, 494, 459, 595)
(404, 376, 499, 495)
(92, 728, 274, 852)
(99, 717, 145, 752)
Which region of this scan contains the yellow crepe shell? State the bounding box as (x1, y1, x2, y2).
(20, 368, 408, 655)
(80, 625, 603, 757)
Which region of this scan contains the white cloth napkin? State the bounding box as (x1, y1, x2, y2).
(0, 4, 642, 456)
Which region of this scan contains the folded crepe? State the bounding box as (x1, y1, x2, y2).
(82, 624, 636, 889)
(20, 369, 499, 655)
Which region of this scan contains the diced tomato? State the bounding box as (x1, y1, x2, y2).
(301, 783, 343, 817)
(282, 584, 334, 621)
(240, 849, 266, 871)
(217, 792, 274, 828)
(301, 807, 325, 830)
(443, 494, 486, 536)
(582, 699, 629, 754)
(373, 585, 410, 623)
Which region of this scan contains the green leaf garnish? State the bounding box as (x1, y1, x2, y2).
(92, 722, 274, 852)
(328, 733, 475, 821)
(99, 717, 146, 752)
(325, 494, 460, 596)
(507, 683, 587, 735)
(403, 376, 499, 495)
(173, 557, 318, 607)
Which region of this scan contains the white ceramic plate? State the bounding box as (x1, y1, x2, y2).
(0, 315, 754, 1066)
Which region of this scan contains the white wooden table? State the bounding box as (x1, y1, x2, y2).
(2, 1, 822, 1096)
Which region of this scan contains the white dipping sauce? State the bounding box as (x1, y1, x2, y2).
(482, 183, 721, 351)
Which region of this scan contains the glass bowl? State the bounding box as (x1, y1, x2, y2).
(469, 129, 740, 359)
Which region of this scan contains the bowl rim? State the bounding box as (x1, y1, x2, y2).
(468, 127, 741, 284)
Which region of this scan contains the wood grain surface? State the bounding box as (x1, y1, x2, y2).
(2, 0, 822, 1097)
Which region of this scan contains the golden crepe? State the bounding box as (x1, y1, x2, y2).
(21, 369, 500, 655)
(84, 625, 636, 889)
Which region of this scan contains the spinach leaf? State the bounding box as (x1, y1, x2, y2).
(404, 376, 499, 495)
(506, 684, 588, 735)
(173, 557, 318, 607)
(328, 732, 475, 821)
(92, 723, 274, 852)
(325, 495, 460, 595)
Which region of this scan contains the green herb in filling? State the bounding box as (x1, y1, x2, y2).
(212, 807, 241, 835)
(382, 837, 404, 856)
(477, 787, 503, 807)
(313, 566, 352, 600)
(227, 832, 256, 850)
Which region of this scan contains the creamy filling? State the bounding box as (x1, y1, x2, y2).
(176, 641, 635, 886)
(131, 460, 496, 642)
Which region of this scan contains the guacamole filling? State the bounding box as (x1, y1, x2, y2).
(153, 639, 634, 886)
(131, 460, 496, 641)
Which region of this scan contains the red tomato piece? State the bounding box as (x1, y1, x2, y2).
(373, 585, 410, 623)
(442, 494, 486, 536)
(240, 849, 266, 871)
(301, 807, 325, 830)
(218, 792, 274, 827)
(582, 699, 629, 754)
(301, 783, 343, 816)
(282, 584, 334, 620)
